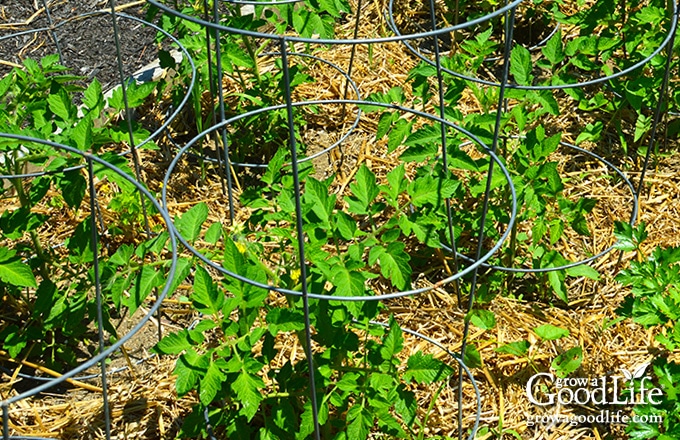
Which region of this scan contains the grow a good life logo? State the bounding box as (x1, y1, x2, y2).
(525, 362, 665, 427)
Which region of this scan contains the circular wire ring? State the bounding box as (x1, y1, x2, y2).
(0, 10, 197, 179)
(386, 0, 679, 90)
(0, 133, 178, 407)
(162, 99, 518, 301)
(447, 139, 638, 273)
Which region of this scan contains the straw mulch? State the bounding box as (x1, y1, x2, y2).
(2, 0, 680, 439)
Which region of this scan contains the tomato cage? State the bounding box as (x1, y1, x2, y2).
(0, 1, 194, 439)
(0, 136, 179, 439)
(148, 0, 525, 438)
(0, 0, 677, 437)
(146, 0, 679, 437)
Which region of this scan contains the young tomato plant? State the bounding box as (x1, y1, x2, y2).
(0, 55, 165, 368)
(154, 144, 470, 437)
(614, 222, 680, 439)
(149, 0, 346, 165)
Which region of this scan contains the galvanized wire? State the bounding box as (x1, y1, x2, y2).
(0, 135, 179, 440)
(0, 0, 675, 437)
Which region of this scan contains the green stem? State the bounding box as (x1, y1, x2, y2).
(417, 382, 447, 440)
(10, 173, 50, 280)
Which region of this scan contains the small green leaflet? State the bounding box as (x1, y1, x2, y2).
(368, 242, 411, 290)
(381, 164, 407, 206)
(552, 346, 583, 378)
(403, 352, 454, 384)
(0, 247, 37, 288)
(204, 222, 222, 244)
(399, 142, 437, 163)
(47, 88, 74, 121)
(495, 340, 530, 357)
(347, 165, 380, 215)
(174, 352, 202, 396)
(83, 79, 103, 111)
(305, 177, 334, 227)
(403, 124, 442, 148)
(380, 315, 404, 363)
(297, 400, 325, 439)
(318, 0, 340, 17)
(346, 403, 373, 440)
(335, 211, 359, 240)
(534, 324, 569, 340)
(542, 29, 564, 65)
(293, 10, 326, 39)
(232, 371, 264, 421)
(407, 174, 458, 207)
(56, 170, 86, 209)
(548, 270, 568, 303)
(127, 265, 163, 315)
(332, 266, 367, 298)
(634, 113, 652, 142)
(565, 264, 599, 280)
(467, 309, 496, 330)
(464, 344, 482, 369)
(154, 330, 193, 355)
(176, 202, 209, 243)
(387, 118, 412, 152)
(192, 265, 224, 315)
(200, 362, 227, 405)
(510, 45, 533, 85)
(71, 114, 93, 151)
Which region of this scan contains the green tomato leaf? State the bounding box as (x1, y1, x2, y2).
(175, 202, 209, 243)
(0, 248, 37, 288)
(173, 351, 203, 396)
(200, 361, 227, 405)
(368, 242, 411, 290)
(192, 265, 223, 315)
(83, 78, 103, 111)
(305, 177, 334, 227)
(464, 343, 482, 369)
(347, 164, 380, 215)
(56, 169, 87, 209)
(467, 309, 496, 330)
(542, 28, 564, 65)
(231, 371, 264, 421)
(380, 315, 404, 362)
(495, 340, 530, 357)
(510, 45, 533, 85)
(403, 352, 454, 384)
(565, 264, 599, 280)
(154, 330, 192, 355)
(534, 324, 569, 340)
(346, 403, 373, 440)
(127, 265, 163, 315)
(552, 346, 583, 378)
(47, 88, 74, 121)
(548, 270, 568, 303)
(332, 266, 367, 298)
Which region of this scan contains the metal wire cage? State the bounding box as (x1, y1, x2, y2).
(0, 0, 677, 437)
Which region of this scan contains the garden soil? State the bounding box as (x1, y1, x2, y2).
(2, 1, 680, 440)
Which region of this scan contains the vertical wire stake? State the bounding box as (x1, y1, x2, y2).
(427, 0, 462, 307)
(635, 15, 677, 199)
(457, 5, 517, 439)
(107, 0, 152, 237)
(280, 37, 321, 440)
(2, 404, 8, 440)
(41, 0, 64, 65)
(341, 0, 363, 121)
(88, 158, 111, 438)
(204, 0, 228, 197)
(212, 0, 236, 224)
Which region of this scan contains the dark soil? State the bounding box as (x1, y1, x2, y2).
(0, 1, 161, 90)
